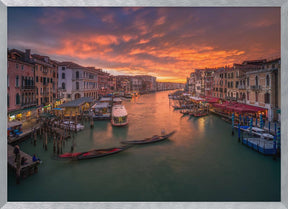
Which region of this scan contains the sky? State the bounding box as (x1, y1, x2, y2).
(8, 7, 280, 83)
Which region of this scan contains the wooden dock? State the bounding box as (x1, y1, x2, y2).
(7, 145, 39, 180)
(51, 127, 71, 139)
(8, 124, 41, 145)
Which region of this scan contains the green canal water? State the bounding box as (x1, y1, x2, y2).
(8, 91, 280, 201)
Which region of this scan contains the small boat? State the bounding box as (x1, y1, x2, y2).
(121, 131, 176, 145)
(58, 145, 131, 160)
(111, 105, 128, 126)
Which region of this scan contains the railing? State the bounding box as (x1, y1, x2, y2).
(238, 85, 245, 90)
(250, 85, 262, 91)
(21, 86, 35, 90)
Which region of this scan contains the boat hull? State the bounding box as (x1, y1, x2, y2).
(121, 131, 176, 145)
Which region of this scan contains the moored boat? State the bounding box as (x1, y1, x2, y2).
(111, 105, 128, 126)
(121, 131, 176, 145)
(58, 145, 131, 160)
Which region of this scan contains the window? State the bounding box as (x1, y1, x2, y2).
(266, 75, 270, 87)
(67, 94, 71, 98)
(7, 75, 9, 87)
(76, 71, 79, 79)
(236, 93, 239, 99)
(16, 63, 19, 69)
(62, 82, 66, 90)
(247, 77, 249, 86)
(255, 76, 258, 86)
(231, 82, 233, 88)
(7, 94, 9, 107)
(16, 93, 20, 105)
(264, 93, 270, 104)
(15, 76, 19, 87)
(62, 67, 65, 70)
(247, 92, 249, 100)
(62, 73, 65, 79)
(231, 73, 233, 78)
(21, 65, 24, 70)
(255, 92, 258, 102)
(36, 88, 38, 94)
(36, 76, 38, 82)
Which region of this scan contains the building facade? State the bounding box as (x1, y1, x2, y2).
(8, 49, 36, 114)
(58, 62, 98, 101)
(246, 58, 281, 121)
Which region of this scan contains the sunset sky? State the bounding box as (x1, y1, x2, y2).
(8, 7, 280, 83)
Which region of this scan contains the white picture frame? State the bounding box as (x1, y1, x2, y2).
(0, 1, 287, 209)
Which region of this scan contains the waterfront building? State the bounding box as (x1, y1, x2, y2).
(32, 53, 58, 107)
(58, 97, 95, 117)
(212, 67, 233, 99)
(131, 77, 143, 92)
(135, 75, 157, 92)
(246, 58, 281, 122)
(225, 60, 264, 102)
(204, 69, 215, 97)
(57, 62, 98, 102)
(187, 72, 196, 95)
(96, 69, 110, 97)
(115, 75, 133, 92)
(7, 49, 36, 120)
(108, 75, 117, 93)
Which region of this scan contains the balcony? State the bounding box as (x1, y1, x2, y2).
(250, 85, 262, 91)
(238, 85, 245, 90)
(21, 86, 35, 90)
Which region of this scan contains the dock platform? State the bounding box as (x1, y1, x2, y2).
(8, 124, 41, 145)
(242, 137, 276, 155)
(7, 145, 39, 179)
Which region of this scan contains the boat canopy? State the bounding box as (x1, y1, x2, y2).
(112, 105, 128, 117)
(8, 121, 22, 129)
(113, 98, 122, 102)
(92, 102, 109, 109)
(99, 97, 112, 102)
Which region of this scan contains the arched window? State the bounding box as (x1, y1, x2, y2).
(76, 71, 79, 79)
(255, 76, 258, 86)
(236, 92, 239, 99)
(266, 75, 270, 87)
(62, 82, 66, 90)
(62, 73, 65, 79)
(265, 93, 270, 104)
(15, 76, 19, 87)
(76, 82, 79, 90)
(16, 93, 20, 105)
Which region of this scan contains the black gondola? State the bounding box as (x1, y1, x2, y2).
(121, 131, 176, 145)
(58, 145, 131, 160)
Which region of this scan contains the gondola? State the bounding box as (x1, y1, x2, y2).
(121, 131, 176, 145)
(58, 145, 131, 160)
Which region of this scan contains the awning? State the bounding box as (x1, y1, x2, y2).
(8, 106, 38, 116)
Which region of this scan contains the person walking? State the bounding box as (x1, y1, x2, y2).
(13, 145, 20, 162)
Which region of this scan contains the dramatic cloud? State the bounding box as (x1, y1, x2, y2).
(8, 7, 280, 83)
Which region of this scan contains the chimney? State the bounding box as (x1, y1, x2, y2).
(25, 49, 31, 61)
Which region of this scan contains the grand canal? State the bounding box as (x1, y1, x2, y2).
(8, 91, 280, 201)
